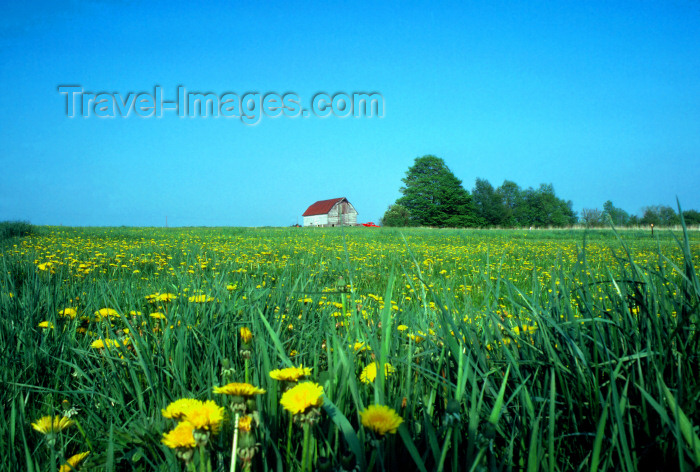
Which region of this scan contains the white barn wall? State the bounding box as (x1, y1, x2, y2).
(303, 214, 329, 226)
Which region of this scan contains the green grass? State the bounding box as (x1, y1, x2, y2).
(1, 225, 698, 471)
(0, 220, 35, 241)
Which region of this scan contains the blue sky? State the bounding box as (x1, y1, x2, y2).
(1, 0, 699, 226)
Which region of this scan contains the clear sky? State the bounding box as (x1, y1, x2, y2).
(1, 0, 699, 227)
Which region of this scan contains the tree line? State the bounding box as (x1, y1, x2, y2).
(381, 155, 698, 228)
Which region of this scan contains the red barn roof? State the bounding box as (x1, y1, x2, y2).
(303, 197, 347, 216)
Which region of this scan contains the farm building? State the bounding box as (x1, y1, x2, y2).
(302, 197, 358, 227)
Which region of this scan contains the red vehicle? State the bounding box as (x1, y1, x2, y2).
(362, 222, 380, 227)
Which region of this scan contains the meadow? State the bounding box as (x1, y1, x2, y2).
(1, 225, 698, 472)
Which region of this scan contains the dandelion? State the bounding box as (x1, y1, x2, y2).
(280, 382, 323, 418)
(149, 312, 166, 320)
(213, 382, 266, 397)
(352, 342, 371, 352)
(146, 292, 178, 303)
(162, 422, 196, 464)
(31, 415, 74, 435)
(240, 327, 253, 343)
(94, 308, 119, 319)
(269, 365, 312, 383)
(213, 382, 265, 414)
(37, 321, 54, 329)
(183, 400, 224, 435)
(59, 451, 90, 472)
(58, 307, 77, 318)
(281, 382, 324, 471)
(360, 405, 403, 435)
(238, 415, 253, 433)
(360, 362, 395, 384)
(90, 338, 129, 349)
(239, 327, 253, 367)
(161, 398, 202, 420)
(188, 294, 214, 303)
(235, 414, 259, 471)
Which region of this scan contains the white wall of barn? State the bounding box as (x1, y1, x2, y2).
(303, 214, 329, 226)
(327, 202, 358, 226)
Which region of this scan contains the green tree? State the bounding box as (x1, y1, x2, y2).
(495, 180, 522, 226)
(682, 209, 700, 225)
(515, 184, 576, 227)
(396, 155, 479, 227)
(380, 204, 414, 227)
(602, 200, 631, 226)
(472, 178, 506, 227)
(641, 205, 680, 227)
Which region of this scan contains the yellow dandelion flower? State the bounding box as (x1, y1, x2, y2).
(161, 422, 196, 449)
(149, 312, 166, 319)
(59, 451, 90, 472)
(31, 415, 74, 435)
(360, 405, 403, 435)
(58, 307, 77, 318)
(269, 366, 312, 382)
(280, 382, 324, 415)
(360, 362, 395, 384)
(240, 327, 253, 343)
(188, 294, 214, 303)
(352, 342, 371, 352)
(238, 415, 253, 432)
(213, 383, 266, 397)
(161, 398, 201, 420)
(183, 400, 224, 433)
(397, 325, 408, 332)
(37, 321, 54, 329)
(94, 308, 120, 318)
(146, 293, 178, 303)
(226, 284, 237, 291)
(90, 338, 129, 349)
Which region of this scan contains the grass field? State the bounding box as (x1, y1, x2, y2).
(1, 225, 699, 471)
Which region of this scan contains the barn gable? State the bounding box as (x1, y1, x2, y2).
(303, 197, 358, 227)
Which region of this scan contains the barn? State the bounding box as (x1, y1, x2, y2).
(302, 197, 358, 227)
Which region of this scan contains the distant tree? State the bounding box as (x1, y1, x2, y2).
(522, 184, 576, 227)
(495, 180, 522, 226)
(659, 206, 681, 226)
(682, 209, 700, 225)
(602, 200, 631, 227)
(380, 204, 413, 227)
(640, 205, 680, 227)
(581, 208, 604, 227)
(472, 178, 507, 226)
(397, 155, 480, 227)
(640, 207, 660, 226)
